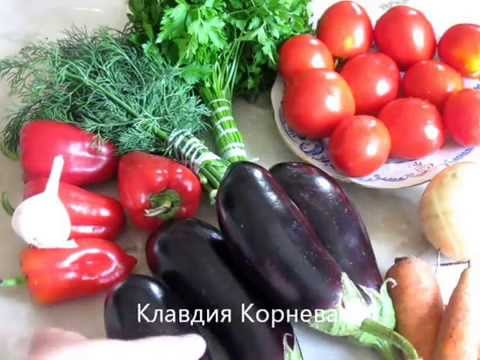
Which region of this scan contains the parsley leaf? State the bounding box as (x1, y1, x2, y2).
(127, 0, 312, 162)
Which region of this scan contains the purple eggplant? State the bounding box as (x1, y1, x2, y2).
(104, 274, 221, 360)
(216, 162, 342, 311)
(146, 219, 300, 360)
(216, 162, 420, 360)
(270, 162, 382, 290)
(105, 274, 193, 339)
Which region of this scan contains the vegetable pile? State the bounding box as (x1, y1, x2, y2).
(0, 29, 228, 195)
(1, 1, 480, 360)
(280, 2, 480, 178)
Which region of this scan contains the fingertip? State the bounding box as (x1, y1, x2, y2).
(179, 334, 207, 358)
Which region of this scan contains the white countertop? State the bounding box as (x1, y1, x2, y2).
(0, 1, 469, 359)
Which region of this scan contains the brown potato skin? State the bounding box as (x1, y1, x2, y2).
(434, 268, 480, 360)
(420, 162, 480, 261)
(386, 257, 444, 360)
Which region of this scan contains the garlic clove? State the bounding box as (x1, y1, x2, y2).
(11, 156, 75, 249)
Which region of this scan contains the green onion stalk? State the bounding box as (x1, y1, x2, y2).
(0, 28, 229, 197)
(199, 42, 248, 163)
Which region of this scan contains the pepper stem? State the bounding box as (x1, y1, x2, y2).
(361, 319, 420, 359)
(0, 276, 27, 288)
(145, 190, 182, 221)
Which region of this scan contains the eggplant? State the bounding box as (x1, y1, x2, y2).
(216, 162, 342, 311)
(216, 162, 420, 360)
(146, 219, 299, 360)
(104, 274, 225, 360)
(270, 162, 382, 290)
(105, 274, 196, 339)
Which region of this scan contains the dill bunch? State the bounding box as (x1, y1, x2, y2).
(0, 27, 229, 191)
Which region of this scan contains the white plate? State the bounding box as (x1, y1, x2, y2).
(271, 78, 480, 189)
(272, 0, 480, 189)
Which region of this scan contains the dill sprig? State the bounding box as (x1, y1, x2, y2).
(0, 27, 230, 191)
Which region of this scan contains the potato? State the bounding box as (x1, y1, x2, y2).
(420, 162, 480, 261)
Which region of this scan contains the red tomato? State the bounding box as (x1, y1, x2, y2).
(374, 6, 436, 69)
(282, 69, 355, 139)
(340, 52, 400, 115)
(279, 34, 334, 83)
(443, 89, 480, 146)
(316, 1, 373, 59)
(330, 115, 391, 177)
(378, 98, 445, 159)
(403, 60, 464, 110)
(439, 24, 480, 78)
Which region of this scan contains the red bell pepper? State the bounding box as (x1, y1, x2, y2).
(20, 120, 118, 186)
(18, 238, 136, 305)
(118, 152, 202, 231)
(24, 179, 126, 242)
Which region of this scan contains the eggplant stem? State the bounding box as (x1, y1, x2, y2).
(1, 192, 15, 216)
(0, 276, 27, 288)
(376, 343, 398, 360)
(283, 333, 304, 360)
(361, 319, 420, 359)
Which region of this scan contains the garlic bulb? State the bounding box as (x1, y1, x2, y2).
(11, 155, 75, 248)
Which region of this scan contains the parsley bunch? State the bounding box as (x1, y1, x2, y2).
(128, 0, 311, 162)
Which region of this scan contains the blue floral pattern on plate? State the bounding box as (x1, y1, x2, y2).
(272, 77, 480, 189)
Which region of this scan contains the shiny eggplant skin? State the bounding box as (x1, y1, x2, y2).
(104, 274, 195, 339)
(270, 162, 383, 290)
(147, 219, 293, 360)
(216, 162, 343, 311)
(104, 275, 218, 360)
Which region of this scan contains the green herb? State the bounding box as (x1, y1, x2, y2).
(128, 0, 311, 163)
(0, 28, 229, 193)
(1, 192, 15, 216)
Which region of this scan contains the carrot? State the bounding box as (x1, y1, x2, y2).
(386, 257, 444, 360)
(434, 266, 480, 360)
